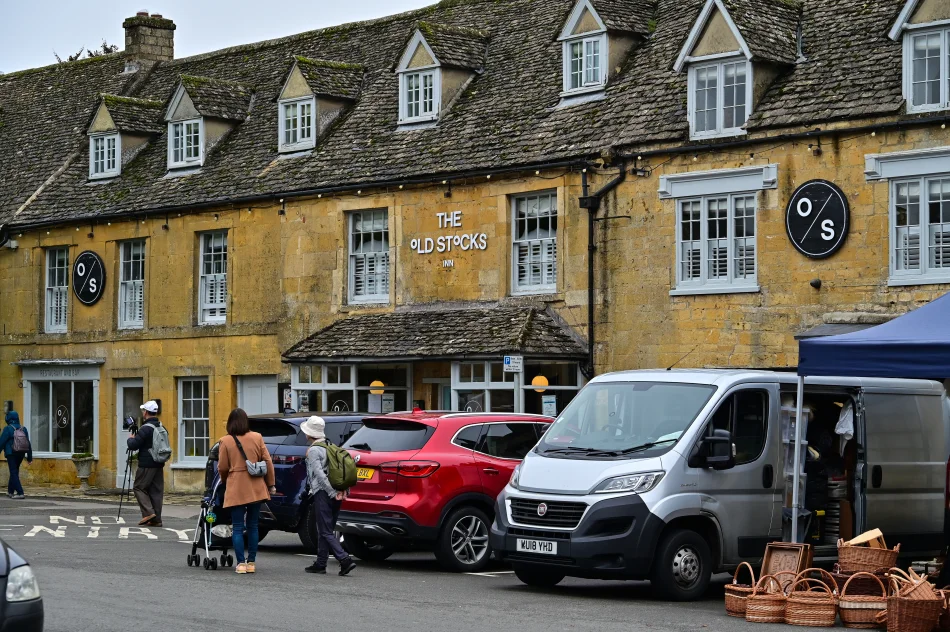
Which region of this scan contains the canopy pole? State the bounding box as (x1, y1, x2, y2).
(791, 375, 805, 543)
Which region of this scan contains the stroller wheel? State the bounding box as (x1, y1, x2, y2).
(187, 554, 193, 567)
(227, 554, 234, 567)
(203, 558, 210, 570)
(192, 554, 200, 568)
(210, 558, 218, 570)
(220, 554, 227, 568)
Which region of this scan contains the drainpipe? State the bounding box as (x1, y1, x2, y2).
(578, 164, 627, 378)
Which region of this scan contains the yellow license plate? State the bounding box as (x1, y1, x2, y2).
(356, 467, 374, 480)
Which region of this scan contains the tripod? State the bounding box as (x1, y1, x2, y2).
(117, 449, 135, 521)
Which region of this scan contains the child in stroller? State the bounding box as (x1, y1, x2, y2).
(186, 441, 235, 570)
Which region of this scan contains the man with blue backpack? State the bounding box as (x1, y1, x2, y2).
(0, 410, 32, 499)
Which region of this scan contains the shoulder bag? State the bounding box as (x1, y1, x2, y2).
(232, 435, 267, 477)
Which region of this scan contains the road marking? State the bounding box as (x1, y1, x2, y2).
(91, 516, 125, 525)
(162, 528, 194, 541)
(466, 571, 515, 577)
(50, 516, 86, 525)
(0, 525, 24, 528)
(24, 525, 67, 538)
(87, 526, 105, 538)
(295, 554, 318, 558)
(118, 527, 157, 540)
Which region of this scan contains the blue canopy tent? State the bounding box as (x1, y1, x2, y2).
(788, 292, 950, 541)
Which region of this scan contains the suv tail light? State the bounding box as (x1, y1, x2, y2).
(273, 455, 304, 465)
(380, 460, 440, 478)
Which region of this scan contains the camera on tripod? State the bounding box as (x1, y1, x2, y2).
(122, 416, 138, 433)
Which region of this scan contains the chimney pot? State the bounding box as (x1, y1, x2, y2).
(151, 13, 162, 18)
(136, 10, 148, 16)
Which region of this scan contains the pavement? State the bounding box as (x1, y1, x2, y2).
(0, 494, 789, 632)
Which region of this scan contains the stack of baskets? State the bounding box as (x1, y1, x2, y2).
(877, 568, 943, 632)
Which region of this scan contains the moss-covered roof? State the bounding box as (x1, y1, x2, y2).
(176, 75, 255, 121)
(96, 94, 164, 134)
(293, 57, 365, 101)
(416, 21, 490, 71)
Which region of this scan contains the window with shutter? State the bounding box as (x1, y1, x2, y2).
(891, 176, 950, 283)
(199, 231, 228, 324)
(676, 194, 757, 293)
(45, 248, 69, 333)
(512, 191, 558, 294)
(348, 210, 389, 303)
(119, 240, 145, 329)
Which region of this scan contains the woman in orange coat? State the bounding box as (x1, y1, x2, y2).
(217, 408, 276, 574)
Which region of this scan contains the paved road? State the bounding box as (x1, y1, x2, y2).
(0, 496, 785, 632)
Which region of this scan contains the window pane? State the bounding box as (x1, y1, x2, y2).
(454, 425, 482, 450)
(928, 178, 950, 270)
(584, 38, 600, 85)
(895, 180, 922, 271)
(31, 382, 51, 452)
(734, 196, 756, 279)
(706, 198, 729, 280)
(52, 382, 72, 453)
(477, 423, 538, 459)
(489, 389, 515, 413)
(570, 42, 583, 89)
(680, 200, 702, 281)
(325, 390, 353, 412)
(180, 378, 209, 458)
(524, 363, 578, 387)
(513, 192, 557, 291)
(723, 62, 747, 129)
(912, 33, 941, 107)
(73, 382, 94, 455)
(694, 65, 718, 133)
(457, 390, 486, 412)
(350, 210, 389, 300)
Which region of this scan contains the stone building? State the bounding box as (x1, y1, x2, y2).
(0, 0, 948, 490)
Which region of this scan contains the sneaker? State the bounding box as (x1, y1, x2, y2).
(138, 514, 156, 525)
(339, 558, 357, 576)
(246, 562, 256, 573)
(12, 494, 24, 500)
(305, 564, 326, 575)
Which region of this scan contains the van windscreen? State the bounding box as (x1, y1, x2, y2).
(537, 382, 716, 458)
(343, 420, 435, 452)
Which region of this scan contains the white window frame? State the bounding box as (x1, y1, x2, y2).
(278, 97, 316, 152)
(45, 247, 69, 334)
(451, 361, 519, 413)
(290, 364, 411, 413)
(21, 364, 100, 459)
(903, 27, 950, 114)
(348, 209, 390, 304)
(561, 33, 608, 95)
(199, 231, 228, 325)
(889, 174, 950, 284)
(118, 239, 146, 330)
(674, 193, 758, 294)
(399, 69, 440, 124)
(89, 133, 121, 179)
(167, 118, 204, 169)
(511, 191, 558, 295)
(687, 56, 752, 140)
(178, 377, 210, 463)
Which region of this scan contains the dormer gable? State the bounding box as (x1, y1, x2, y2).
(890, 0, 950, 113)
(163, 75, 255, 169)
(85, 94, 163, 179)
(276, 57, 364, 153)
(394, 22, 489, 127)
(889, 0, 950, 40)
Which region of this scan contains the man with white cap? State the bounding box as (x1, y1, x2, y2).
(126, 400, 166, 526)
(300, 416, 357, 576)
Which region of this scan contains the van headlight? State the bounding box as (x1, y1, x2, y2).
(6, 565, 41, 602)
(509, 463, 523, 490)
(592, 471, 664, 494)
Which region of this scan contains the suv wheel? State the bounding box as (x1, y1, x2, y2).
(650, 528, 712, 601)
(435, 506, 492, 572)
(514, 567, 565, 588)
(345, 536, 394, 562)
(297, 501, 319, 553)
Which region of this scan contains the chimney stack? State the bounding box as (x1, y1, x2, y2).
(123, 11, 176, 62)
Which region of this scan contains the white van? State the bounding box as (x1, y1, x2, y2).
(490, 369, 950, 601)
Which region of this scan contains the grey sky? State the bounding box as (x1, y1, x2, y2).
(0, 1, 436, 73)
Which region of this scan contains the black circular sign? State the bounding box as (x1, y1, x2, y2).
(73, 251, 106, 305)
(785, 180, 850, 259)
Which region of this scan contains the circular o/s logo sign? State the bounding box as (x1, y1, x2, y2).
(537, 503, 548, 517)
(785, 180, 850, 259)
(73, 251, 106, 305)
(56, 405, 70, 428)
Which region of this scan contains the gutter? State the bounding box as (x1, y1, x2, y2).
(578, 164, 627, 378)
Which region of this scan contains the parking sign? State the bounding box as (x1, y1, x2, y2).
(503, 355, 523, 373)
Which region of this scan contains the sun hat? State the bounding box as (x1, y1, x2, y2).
(300, 416, 327, 441)
(140, 400, 159, 414)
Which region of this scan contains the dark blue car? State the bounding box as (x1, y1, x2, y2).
(243, 412, 367, 551)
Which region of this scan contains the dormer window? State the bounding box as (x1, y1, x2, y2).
(169, 119, 203, 167)
(89, 133, 120, 178)
(559, 1, 608, 96)
(891, 0, 950, 113)
(279, 97, 315, 151)
(402, 70, 438, 121)
(689, 58, 750, 138)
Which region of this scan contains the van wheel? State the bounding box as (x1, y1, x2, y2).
(650, 528, 712, 601)
(435, 506, 492, 572)
(514, 567, 565, 588)
(297, 502, 319, 553)
(345, 536, 394, 562)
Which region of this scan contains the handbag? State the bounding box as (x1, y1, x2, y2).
(232, 436, 267, 478)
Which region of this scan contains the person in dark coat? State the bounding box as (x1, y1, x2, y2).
(0, 411, 32, 499)
(126, 401, 165, 526)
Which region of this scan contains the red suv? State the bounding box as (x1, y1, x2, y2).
(338, 411, 552, 572)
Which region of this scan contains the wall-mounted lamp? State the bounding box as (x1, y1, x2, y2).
(213, 213, 219, 221)
(444, 181, 452, 198)
(531, 375, 549, 393)
(810, 278, 822, 290)
(278, 199, 286, 216)
(370, 380, 385, 395)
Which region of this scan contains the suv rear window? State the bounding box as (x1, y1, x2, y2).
(250, 419, 298, 444)
(343, 420, 435, 452)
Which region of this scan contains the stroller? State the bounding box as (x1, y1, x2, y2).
(186, 441, 234, 570)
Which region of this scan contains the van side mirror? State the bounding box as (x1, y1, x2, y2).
(688, 429, 736, 470)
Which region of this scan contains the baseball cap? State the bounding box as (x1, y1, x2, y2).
(140, 400, 159, 413)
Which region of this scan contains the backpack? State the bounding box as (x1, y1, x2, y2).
(319, 441, 357, 491)
(148, 423, 173, 464)
(12, 427, 30, 453)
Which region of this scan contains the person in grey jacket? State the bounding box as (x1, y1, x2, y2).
(300, 416, 356, 576)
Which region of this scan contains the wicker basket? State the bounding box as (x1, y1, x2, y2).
(746, 574, 790, 624)
(875, 595, 942, 632)
(833, 564, 889, 597)
(724, 561, 756, 618)
(934, 589, 950, 632)
(887, 568, 938, 601)
(839, 571, 887, 629)
(838, 539, 901, 573)
(785, 577, 838, 627)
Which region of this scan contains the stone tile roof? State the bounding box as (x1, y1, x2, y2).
(723, 0, 802, 66)
(177, 75, 255, 121)
(282, 306, 589, 362)
(417, 21, 490, 71)
(294, 57, 365, 100)
(0, 0, 916, 230)
(97, 95, 164, 134)
(591, 0, 656, 35)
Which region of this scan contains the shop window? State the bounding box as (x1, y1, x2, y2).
(890, 176, 950, 283)
(676, 194, 757, 293)
(28, 380, 94, 454)
(199, 231, 227, 324)
(179, 378, 210, 461)
(348, 210, 390, 303)
(708, 389, 768, 465)
(688, 58, 750, 139)
(522, 362, 582, 417)
(89, 133, 120, 178)
(476, 423, 541, 460)
(453, 361, 518, 412)
(278, 97, 315, 152)
(903, 28, 950, 113)
(291, 363, 410, 414)
(458, 362, 486, 384)
(512, 191, 558, 294)
(45, 247, 69, 334)
(119, 240, 145, 329)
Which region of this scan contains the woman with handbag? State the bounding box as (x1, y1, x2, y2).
(217, 408, 276, 574)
